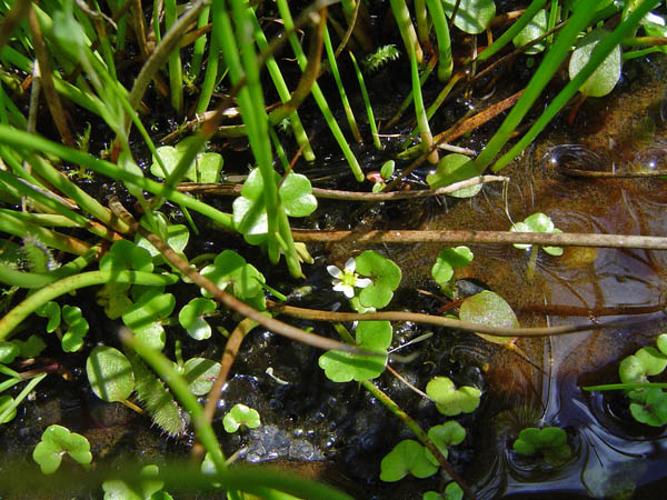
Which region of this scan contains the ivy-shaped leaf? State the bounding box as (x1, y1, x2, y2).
(427, 421, 466, 459)
(443, 0, 496, 35)
(122, 290, 176, 351)
(319, 321, 392, 383)
(426, 153, 481, 197)
(222, 403, 261, 433)
(13, 335, 47, 358)
(86, 346, 135, 403)
(629, 388, 667, 427)
(380, 439, 439, 482)
(61, 305, 89, 353)
(100, 240, 154, 276)
(355, 251, 402, 309)
(426, 376, 481, 416)
(569, 29, 622, 98)
(35, 301, 61, 333)
(431, 247, 474, 288)
(102, 464, 173, 500)
(512, 426, 572, 466)
(150, 138, 224, 183)
(178, 298, 217, 340)
(32, 424, 92, 474)
(200, 250, 266, 310)
(136, 216, 189, 262)
(510, 212, 563, 256)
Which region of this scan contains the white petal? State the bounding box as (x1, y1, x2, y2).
(343, 285, 355, 298)
(344, 258, 356, 273)
(327, 265, 342, 278)
(332, 282, 346, 293)
(355, 278, 372, 288)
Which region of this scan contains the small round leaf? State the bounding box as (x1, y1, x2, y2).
(86, 346, 135, 402)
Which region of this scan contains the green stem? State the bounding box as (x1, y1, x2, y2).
(349, 51, 381, 150)
(0, 373, 47, 423)
(196, 1, 220, 114)
(426, 0, 453, 82)
(389, 0, 423, 64)
(121, 330, 227, 475)
(0, 271, 178, 341)
(583, 382, 667, 391)
(410, 50, 438, 164)
(275, 0, 363, 181)
(0, 125, 234, 230)
(491, 0, 660, 172)
(190, 5, 211, 81)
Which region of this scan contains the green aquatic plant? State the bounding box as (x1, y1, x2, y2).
(459, 290, 519, 347)
(327, 258, 373, 299)
(150, 138, 224, 183)
(569, 29, 622, 98)
(363, 44, 401, 74)
(427, 421, 467, 458)
(426, 154, 481, 197)
(223, 403, 262, 433)
(512, 426, 572, 466)
(86, 346, 135, 403)
(319, 321, 392, 383)
(511, 212, 562, 279)
(200, 249, 267, 310)
(380, 439, 439, 482)
(426, 376, 481, 416)
(423, 482, 464, 500)
(178, 298, 218, 341)
(431, 246, 474, 292)
(32, 425, 92, 475)
(443, 0, 496, 35)
(102, 464, 173, 500)
(121, 290, 176, 351)
(179, 357, 221, 396)
(513, 8, 548, 55)
(353, 251, 402, 310)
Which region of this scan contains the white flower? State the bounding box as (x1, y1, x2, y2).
(327, 258, 372, 299)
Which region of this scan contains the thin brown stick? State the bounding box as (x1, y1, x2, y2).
(27, 7, 74, 146)
(203, 318, 257, 423)
(108, 199, 364, 354)
(334, 0, 361, 58)
(271, 303, 663, 338)
(291, 229, 667, 250)
(561, 168, 667, 178)
(386, 365, 429, 398)
(177, 175, 508, 201)
(132, 0, 151, 60)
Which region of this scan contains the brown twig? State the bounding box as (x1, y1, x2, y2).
(561, 168, 667, 178)
(334, 0, 361, 58)
(0, 0, 30, 49)
(203, 318, 258, 423)
(27, 7, 74, 146)
(271, 303, 663, 338)
(291, 229, 667, 251)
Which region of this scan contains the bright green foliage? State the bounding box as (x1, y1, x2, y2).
(13, 335, 46, 358)
(86, 346, 135, 403)
(103, 464, 173, 500)
(0, 341, 20, 364)
(178, 298, 217, 340)
(36, 301, 61, 333)
(426, 376, 481, 416)
(459, 290, 519, 346)
(223, 403, 261, 433)
(443, 0, 496, 35)
(354, 251, 402, 309)
(510, 212, 563, 256)
(32, 424, 92, 474)
(512, 426, 572, 466)
(150, 138, 224, 183)
(619, 347, 667, 384)
(569, 29, 622, 97)
(0, 395, 17, 424)
(233, 168, 316, 243)
(200, 250, 267, 310)
(136, 214, 190, 261)
(363, 44, 400, 73)
(427, 421, 466, 458)
(61, 305, 89, 353)
(657, 334, 667, 355)
(319, 321, 392, 383)
(179, 357, 221, 396)
(630, 388, 667, 427)
(379, 439, 439, 482)
(100, 240, 154, 275)
(426, 154, 481, 197)
(380, 160, 395, 180)
(513, 9, 547, 54)
(431, 246, 474, 289)
(122, 290, 176, 351)
(423, 482, 464, 500)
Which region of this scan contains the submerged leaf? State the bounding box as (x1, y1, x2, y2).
(426, 376, 481, 416)
(380, 439, 439, 482)
(86, 346, 135, 403)
(223, 403, 261, 433)
(32, 425, 92, 474)
(459, 290, 519, 346)
(426, 154, 481, 197)
(569, 29, 622, 97)
(443, 0, 496, 35)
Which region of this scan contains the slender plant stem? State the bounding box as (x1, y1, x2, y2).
(0, 372, 47, 423)
(583, 382, 667, 391)
(360, 380, 474, 498)
(164, 0, 184, 113)
(121, 329, 227, 475)
(389, 0, 423, 63)
(0, 271, 178, 341)
(426, 0, 453, 82)
(410, 50, 438, 164)
(349, 51, 381, 149)
(271, 303, 657, 338)
(291, 228, 667, 250)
